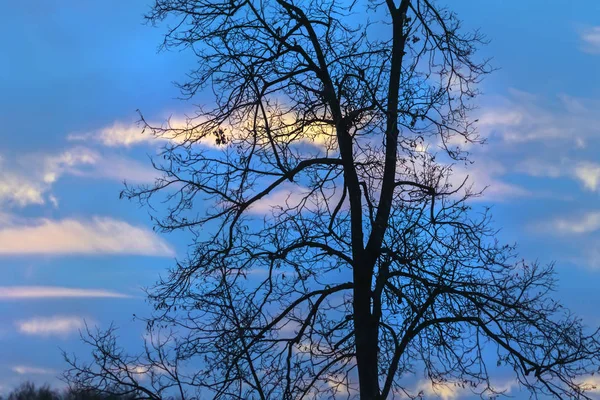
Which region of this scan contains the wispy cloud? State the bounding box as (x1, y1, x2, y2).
(517, 159, 600, 193)
(0, 286, 130, 299)
(448, 159, 530, 202)
(40, 147, 98, 184)
(12, 365, 56, 375)
(0, 158, 45, 207)
(580, 26, 600, 54)
(0, 147, 156, 209)
(80, 122, 155, 147)
(0, 147, 97, 208)
(0, 216, 174, 256)
(17, 316, 87, 337)
(478, 90, 600, 147)
(40, 147, 158, 186)
(533, 211, 600, 235)
(68, 118, 220, 149)
(248, 183, 340, 215)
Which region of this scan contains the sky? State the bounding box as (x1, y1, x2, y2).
(1, 0, 600, 398)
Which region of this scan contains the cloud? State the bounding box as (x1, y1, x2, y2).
(68, 119, 219, 149)
(410, 380, 465, 400)
(0, 147, 99, 208)
(517, 159, 600, 193)
(448, 159, 529, 201)
(248, 182, 348, 215)
(0, 216, 174, 256)
(90, 122, 155, 147)
(40, 147, 157, 185)
(574, 162, 600, 191)
(0, 147, 156, 209)
(17, 316, 87, 337)
(41, 147, 98, 184)
(69, 115, 336, 151)
(0, 158, 45, 207)
(580, 26, 600, 54)
(249, 185, 312, 214)
(577, 375, 600, 393)
(534, 211, 600, 235)
(400, 378, 516, 400)
(12, 365, 56, 375)
(91, 155, 158, 183)
(478, 90, 600, 147)
(0, 287, 130, 299)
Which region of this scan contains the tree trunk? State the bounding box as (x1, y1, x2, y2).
(354, 259, 380, 399)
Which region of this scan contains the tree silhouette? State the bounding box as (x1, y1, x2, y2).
(1, 382, 136, 400)
(65, 0, 600, 398)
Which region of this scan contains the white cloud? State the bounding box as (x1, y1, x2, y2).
(411, 380, 464, 400)
(517, 159, 600, 193)
(248, 183, 347, 215)
(12, 365, 56, 375)
(0, 157, 45, 207)
(535, 211, 600, 235)
(580, 26, 600, 54)
(40, 147, 157, 185)
(41, 147, 98, 184)
(0, 147, 156, 209)
(574, 162, 600, 191)
(249, 185, 311, 214)
(448, 159, 529, 201)
(0, 216, 174, 256)
(95, 122, 154, 147)
(17, 316, 87, 337)
(478, 90, 600, 147)
(69, 115, 336, 151)
(0, 147, 99, 208)
(68, 119, 220, 149)
(91, 155, 158, 183)
(0, 287, 130, 299)
(515, 159, 563, 179)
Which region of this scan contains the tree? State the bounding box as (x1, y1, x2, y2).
(64, 0, 600, 398)
(0, 381, 138, 400)
(5, 382, 60, 400)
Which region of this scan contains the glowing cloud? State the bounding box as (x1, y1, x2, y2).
(0, 286, 130, 299)
(0, 216, 174, 256)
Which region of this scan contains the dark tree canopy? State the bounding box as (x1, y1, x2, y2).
(2, 382, 136, 400)
(65, 0, 600, 399)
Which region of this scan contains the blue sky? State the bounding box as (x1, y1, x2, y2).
(1, 0, 600, 397)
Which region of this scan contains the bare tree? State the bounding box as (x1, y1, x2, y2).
(64, 0, 600, 398)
